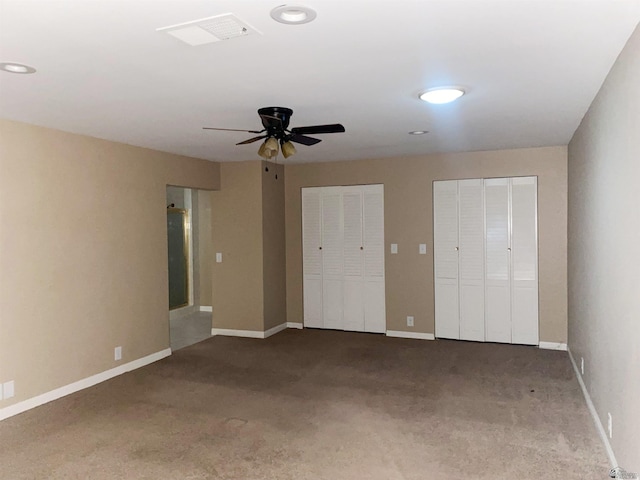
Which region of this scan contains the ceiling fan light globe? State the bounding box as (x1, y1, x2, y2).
(265, 137, 279, 155)
(282, 141, 297, 158)
(257, 140, 270, 159)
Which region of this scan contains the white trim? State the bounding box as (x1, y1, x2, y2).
(386, 330, 435, 340)
(539, 341, 568, 351)
(199, 306, 213, 312)
(211, 328, 265, 338)
(211, 323, 288, 339)
(264, 323, 287, 338)
(567, 347, 618, 468)
(287, 322, 303, 329)
(0, 348, 171, 422)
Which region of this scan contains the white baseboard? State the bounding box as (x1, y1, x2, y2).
(386, 330, 435, 340)
(0, 348, 171, 422)
(287, 322, 303, 329)
(567, 347, 618, 468)
(211, 323, 287, 339)
(539, 341, 568, 351)
(211, 328, 264, 338)
(199, 306, 213, 312)
(264, 323, 287, 338)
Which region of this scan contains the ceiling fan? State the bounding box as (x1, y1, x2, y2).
(203, 107, 345, 159)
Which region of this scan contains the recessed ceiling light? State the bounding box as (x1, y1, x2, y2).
(419, 87, 465, 104)
(270, 5, 317, 25)
(0, 62, 36, 74)
(409, 130, 429, 135)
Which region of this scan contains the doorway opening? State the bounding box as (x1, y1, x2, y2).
(166, 186, 213, 350)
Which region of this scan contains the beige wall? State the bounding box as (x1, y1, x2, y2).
(262, 163, 287, 331)
(285, 146, 568, 343)
(210, 160, 288, 332)
(198, 190, 213, 307)
(568, 25, 640, 470)
(211, 161, 264, 331)
(0, 119, 219, 408)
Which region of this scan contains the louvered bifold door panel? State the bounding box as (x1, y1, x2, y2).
(321, 188, 344, 330)
(433, 180, 460, 340)
(302, 188, 323, 328)
(458, 179, 485, 342)
(510, 177, 539, 345)
(484, 178, 511, 343)
(342, 189, 365, 332)
(362, 184, 386, 333)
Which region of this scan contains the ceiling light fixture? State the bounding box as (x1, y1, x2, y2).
(0, 62, 36, 74)
(258, 137, 298, 159)
(258, 137, 280, 159)
(419, 87, 465, 104)
(270, 5, 317, 25)
(281, 140, 297, 158)
(409, 130, 429, 135)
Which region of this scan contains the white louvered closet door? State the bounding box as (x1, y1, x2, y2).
(302, 185, 386, 333)
(342, 188, 365, 332)
(510, 177, 538, 345)
(362, 184, 386, 333)
(321, 187, 344, 330)
(433, 180, 460, 339)
(484, 178, 511, 343)
(458, 179, 485, 341)
(302, 188, 323, 328)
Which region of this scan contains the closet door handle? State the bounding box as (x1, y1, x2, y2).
(360, 246, 364, 250)
(319, 247, 322, 250)
(454, 247, 459, 251)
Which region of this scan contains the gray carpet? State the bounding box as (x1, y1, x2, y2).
(0, 329, 609, 479)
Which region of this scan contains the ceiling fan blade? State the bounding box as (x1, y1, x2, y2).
(236, 135, 267, 145)
(203, 127, 264, 134)
(289, 134, 322, 146)
(290, 124, 345, 135)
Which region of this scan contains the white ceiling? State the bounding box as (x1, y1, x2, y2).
(1, 0, 639, 163)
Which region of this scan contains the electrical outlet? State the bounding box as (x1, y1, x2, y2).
(216, 252, 222, 263)
(114, 346, 122, 361)
(3, 381, 15, 399)
(608, 413, 613, 439)
(419, 244, 427, 255)
(390, 244, 398, 254)
(407, 316, 414, 327)
(581, 357, 584, 375)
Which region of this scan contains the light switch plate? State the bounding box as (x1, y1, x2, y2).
(419, 244, 427, 254)
(391, 244, 398, 254)
(407, 316, 414, 327)
(216, 252, 223, 263)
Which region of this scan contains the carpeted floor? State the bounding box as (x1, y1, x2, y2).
(0, 329, 609, 479)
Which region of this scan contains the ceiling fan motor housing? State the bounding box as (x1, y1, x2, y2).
(258, 107, 293, 138)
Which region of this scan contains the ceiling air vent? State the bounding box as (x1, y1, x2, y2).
(157, 13, 261, 46)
